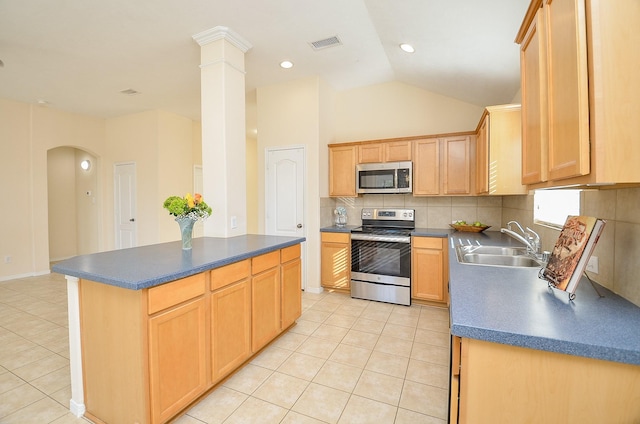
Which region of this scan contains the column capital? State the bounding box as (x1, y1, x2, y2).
(192, 26, 252, 53)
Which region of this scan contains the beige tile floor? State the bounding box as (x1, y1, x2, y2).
(0, 272, 450, 423)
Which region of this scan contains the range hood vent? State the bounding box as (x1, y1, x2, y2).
(309, 35, 342, 50)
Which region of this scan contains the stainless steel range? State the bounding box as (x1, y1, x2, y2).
(350, 208, 414, 306)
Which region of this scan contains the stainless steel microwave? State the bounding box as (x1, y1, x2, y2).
(356, 161, 412, 194)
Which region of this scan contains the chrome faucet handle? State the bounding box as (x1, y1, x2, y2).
(526, 227, 540, 242)
(526, 227, 541, 254)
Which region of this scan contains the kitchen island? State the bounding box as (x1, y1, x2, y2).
(448, 231, 640, 423)
(52, 234, 305, 424)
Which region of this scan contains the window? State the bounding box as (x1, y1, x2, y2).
(534, 189, 581, 228)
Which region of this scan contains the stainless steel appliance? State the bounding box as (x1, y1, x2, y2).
(350, 208, 414, 306)
(356, 161, 412, 194)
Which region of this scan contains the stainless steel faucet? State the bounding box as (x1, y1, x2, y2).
(501, 221, 543, 258)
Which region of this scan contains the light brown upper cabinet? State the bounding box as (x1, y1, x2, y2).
(329, 145, 357, 197)
(414, 135, 474, 196)
(519, 4, 548, 185)
(516, 0, 640, 188)
(475, 105, 527, 195)
(358, 140, 412, 164)
(358, 143, 385, 163)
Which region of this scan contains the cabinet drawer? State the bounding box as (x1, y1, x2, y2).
(147, 273, 205, 315)
(281, 244, 301, 263)
(211, 259, 250, 291)
(412, 237, 444, 250)
(321, 232, 350, 244)
(252, 250, 280, 275)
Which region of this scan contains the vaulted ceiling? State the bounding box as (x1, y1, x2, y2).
(0, 0, 529, 121)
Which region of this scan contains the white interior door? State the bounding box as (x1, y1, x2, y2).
(114, 162, 137, 249)
(266, 147, 306, 288)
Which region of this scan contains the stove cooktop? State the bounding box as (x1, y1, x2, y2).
(354, 208, 415, 235)
(351, 226, 413, 236)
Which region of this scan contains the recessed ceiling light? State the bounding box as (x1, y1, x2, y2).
(280, 61, 294, 69)
(400, 43, 415, 53)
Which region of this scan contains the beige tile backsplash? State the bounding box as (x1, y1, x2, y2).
(324, 187, 640, 307)
(500, 188, 640, 308)
(325, 194, 503, 230)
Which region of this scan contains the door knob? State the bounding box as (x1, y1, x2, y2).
(297, 223, 302, 228)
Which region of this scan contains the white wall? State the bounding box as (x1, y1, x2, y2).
(257, 77, 328, 291)
(104, 110, 197, 247)
(157, 110, 195, 242)
(334, 81, 484, 143)
(0, 79, 530, 282)
(104, 111, 159, 248)
(47, 147, 99, 261)
(0, 99, 33, 278)
(32, 105, 105, 276)
(47, 147, 78, 261)
(246, 137, 258, 233)
(74, 149, 99, 255)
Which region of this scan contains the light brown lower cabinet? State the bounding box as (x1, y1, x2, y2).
(210, 260, 251, 384)
(79, 244, 302, 424)
(281, 244, 302, 330)
(149, 296, 207, 423)
(411, 236, 448, 304)
(450, 336, 640, 423)
(251, 251, 281, 353)
(320, 232, 351, 291)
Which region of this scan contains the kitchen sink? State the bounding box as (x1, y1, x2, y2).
(456, 245, 528, 256)
(455, 245, 544, 268)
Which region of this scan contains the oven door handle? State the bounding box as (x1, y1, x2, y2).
(350, 234, 411, 243)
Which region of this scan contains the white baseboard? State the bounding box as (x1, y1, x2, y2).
(304, 286, 324, 294)
(0, 269, 51, 282)
(69, 398, 86, 417)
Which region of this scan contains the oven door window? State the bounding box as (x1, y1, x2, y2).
(351, 239, 411, 278)
(358, 169, 396, 189)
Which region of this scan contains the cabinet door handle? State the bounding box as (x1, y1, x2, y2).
(297, 223, 302, 228)
(130, 218, 135, 222)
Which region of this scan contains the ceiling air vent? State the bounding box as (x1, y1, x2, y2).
(120, 88, 140, 96)
(309, 35, 342, 51)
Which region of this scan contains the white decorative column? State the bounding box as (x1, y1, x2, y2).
(193, 27, 251, 237)
(65, 275, 86, 417)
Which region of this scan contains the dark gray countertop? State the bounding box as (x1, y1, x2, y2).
(52, 235, 305, 290)
(320, 225, 359, 233)
(448, 231, 640, 366)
